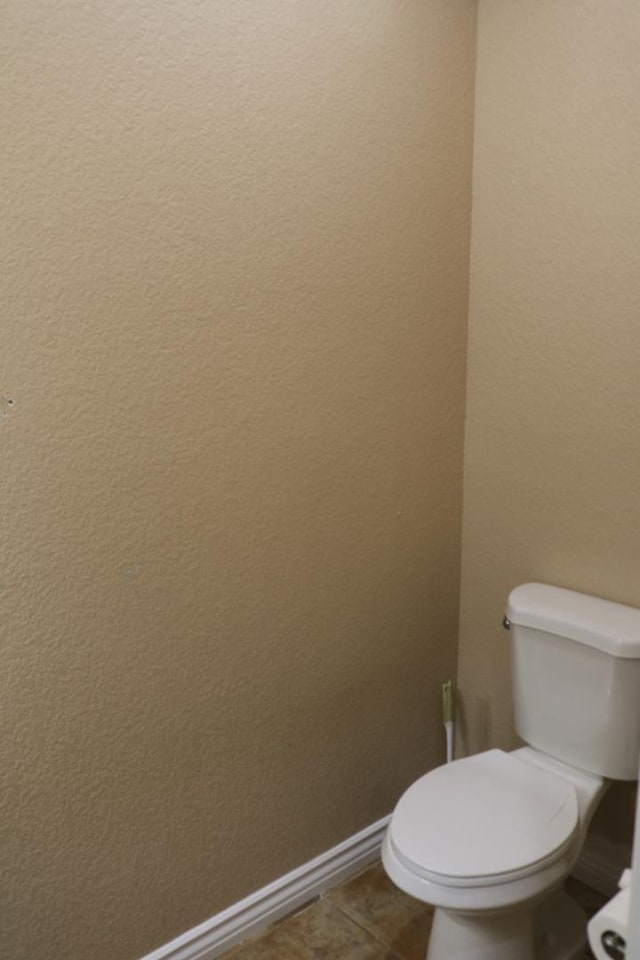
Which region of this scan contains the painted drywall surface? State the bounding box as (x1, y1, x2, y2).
(0, 3, 476, 958)
(458, 0, 640, 828)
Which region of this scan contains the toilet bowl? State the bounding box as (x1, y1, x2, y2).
(381, 582, 640, 960)
(383, 747, 607, 959)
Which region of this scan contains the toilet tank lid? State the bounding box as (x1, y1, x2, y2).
(507, 583, 640, 659)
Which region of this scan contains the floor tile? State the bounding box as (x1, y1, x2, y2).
(325, 864, 432, 960)
(226, 897, 401, 960)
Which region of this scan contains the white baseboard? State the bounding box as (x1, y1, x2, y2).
(571, 835, 631, 898)
(139, 815, 391, 960)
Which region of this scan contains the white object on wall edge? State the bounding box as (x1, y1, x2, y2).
(137, 815, 391, 960)
(626, 756, 640, 959)
(587, 869, 632, 960)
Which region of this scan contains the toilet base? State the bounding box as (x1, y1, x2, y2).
(426, 890, 587, 960)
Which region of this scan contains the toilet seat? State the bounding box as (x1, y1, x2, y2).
(388, 749, 579, 888)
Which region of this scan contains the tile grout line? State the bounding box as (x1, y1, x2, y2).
(318, 893, 407, 960)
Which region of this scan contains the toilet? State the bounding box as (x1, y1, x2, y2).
(382, 583, 640, 960)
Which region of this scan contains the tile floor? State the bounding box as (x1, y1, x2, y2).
(221, 864, 608, 960)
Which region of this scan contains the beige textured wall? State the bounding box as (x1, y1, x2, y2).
(458, 0, 640, 838)
(1, 3, 476, 959)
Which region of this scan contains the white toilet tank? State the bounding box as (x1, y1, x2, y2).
(507, 583, 640, 780)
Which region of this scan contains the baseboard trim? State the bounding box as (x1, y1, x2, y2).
(139, 815, 391, 960)
(571, 835, 631, 898)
